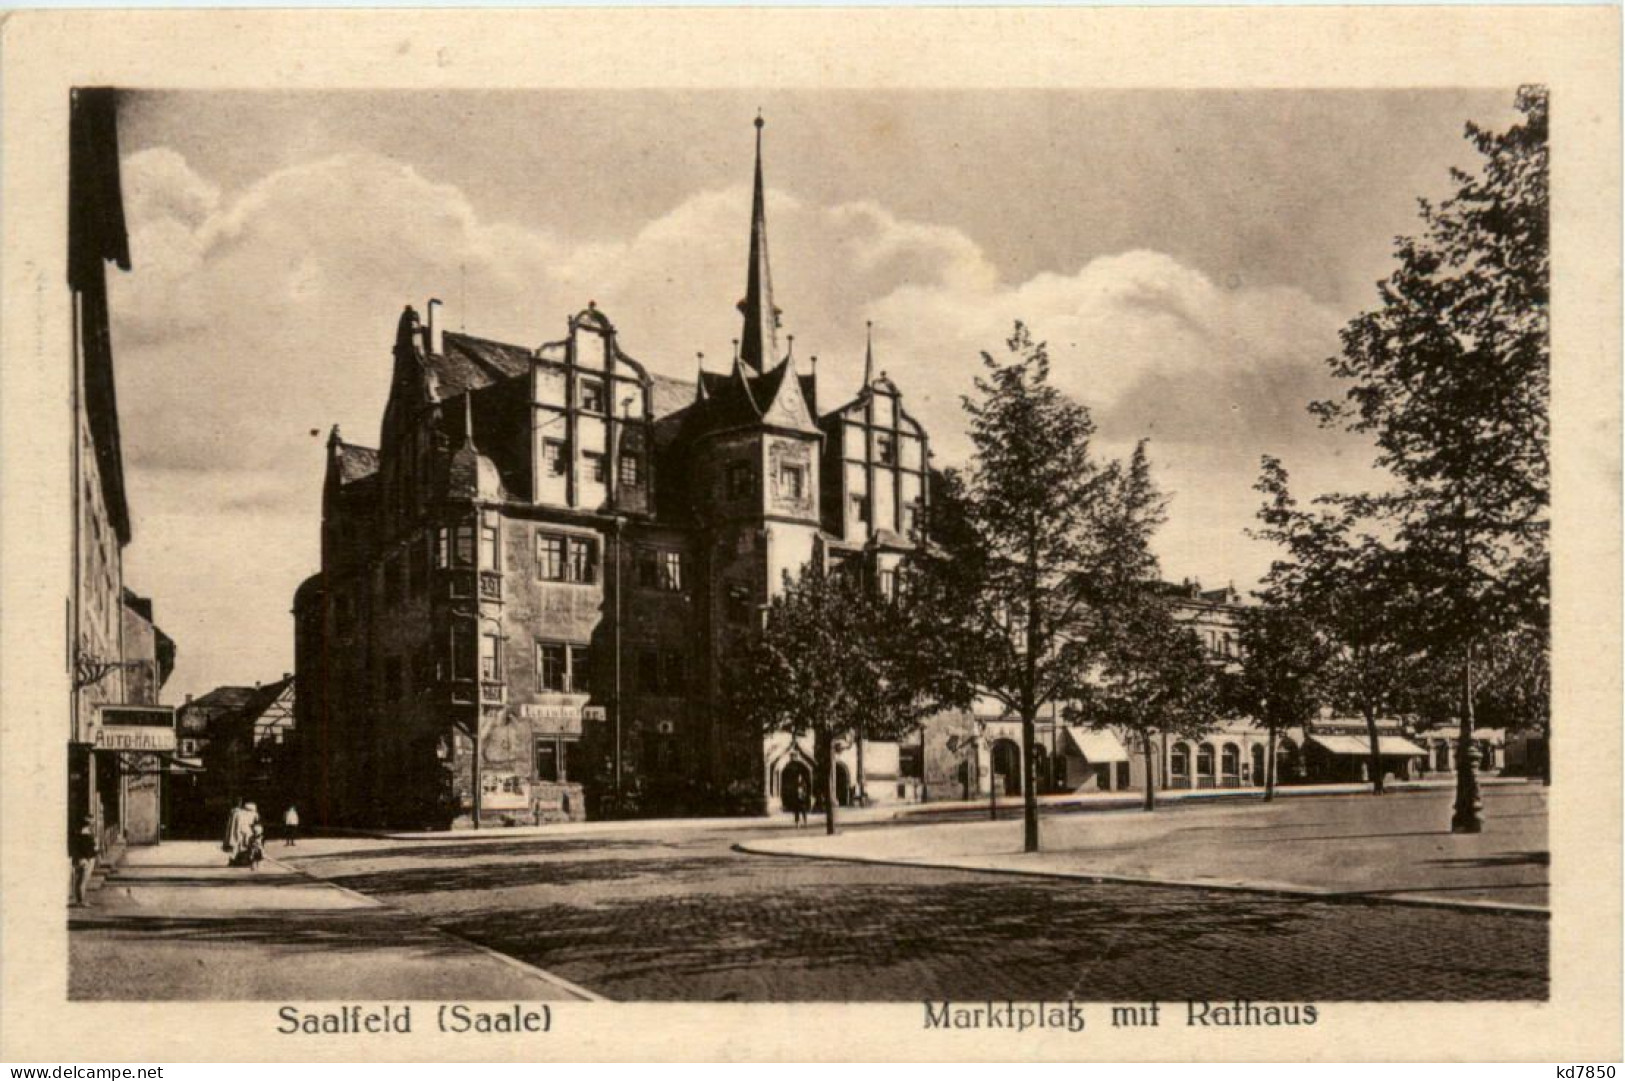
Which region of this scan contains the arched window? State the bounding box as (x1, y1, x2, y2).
(1221, 743, 1241, 786)
(1196, 744, 1216, 788)
(1170, 742, 1191, 787)
(1251, 743, 1266, 785)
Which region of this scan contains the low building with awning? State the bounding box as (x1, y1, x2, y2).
(1057, 727, 1132, 792)
(1293, 721, 1429, 784)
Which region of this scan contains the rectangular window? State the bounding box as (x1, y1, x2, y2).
(569, 646, 591, 694)
(480, 632, 502, 681)
(453, 524, 475, 567)
(850, 494, 870, 524)
(663, 651, 686, 694)
(620, 454, 640, 487)
(778, 464, 805, 500)
(480, 524, 499, 571)
(637, 548, 660, 589)
(876, 433, 897, 465)
(638, 649, 661, 694)
(535, 739, 560, 782)
(583, 451, 607, 484)
(536, 642, 567, 692)
(434, 528, 449, 569)
(543, 439, 568, 477)
(878, 569, 898, 601)
(566, 536, 596, 583)
(580, 379, 605, 414)
(450, 625, 476, 681)
(658, 550, 684, 592)
(728, 462, 754, 498)
(537, 534, 566, 580)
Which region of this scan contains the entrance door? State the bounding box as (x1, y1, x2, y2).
(991, 739, 1022, 796)
(834, 763, 852, 807)
(781, 760, 812, 811)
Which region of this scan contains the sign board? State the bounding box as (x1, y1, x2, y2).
(480, 771, 531, 810)
(519, 701, 587, 737)
(92, 705, 176, 753)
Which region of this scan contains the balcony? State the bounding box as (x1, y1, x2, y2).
(478, 571, 503, 602)
(480, 680, 506, 705)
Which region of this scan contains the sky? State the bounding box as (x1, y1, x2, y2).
(107, 88, 1520, 700)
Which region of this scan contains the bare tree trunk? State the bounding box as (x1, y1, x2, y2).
(1141, 736, 1156, 812)
(1363, 705, 1385, 795)
(1452, 643, 1484, 833)
(1021, 710, 1039, 852)
(822, 730, 839, 837)
(1264, 725, 1278, 803)
(854, 725, 866, 808)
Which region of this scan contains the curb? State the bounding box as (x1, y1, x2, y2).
(730, 842, 1550, 919)
(263, 855, 608, 1002)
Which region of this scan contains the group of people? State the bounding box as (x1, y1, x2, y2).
(224, 800, 299, 869)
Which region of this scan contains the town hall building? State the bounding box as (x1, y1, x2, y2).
(294, 118, 930, 827)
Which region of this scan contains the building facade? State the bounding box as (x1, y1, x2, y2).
(68, 88, 178, 856)
(295, 119, 929, 828)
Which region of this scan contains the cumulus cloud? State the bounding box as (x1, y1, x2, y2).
(112, 146, 1374, 694)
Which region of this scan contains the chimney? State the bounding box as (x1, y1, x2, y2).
(185, 693, 194, 704)
(427, 298, 445, 356)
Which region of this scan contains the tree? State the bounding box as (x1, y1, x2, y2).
(1251, 456, 1420, 795)
(1085, 590, 1222, 811)
(913, 324, 1162, 851)
(1223, 602, 1335, 801)
(725, 560, 934, 835)
(1311, 88, 1549, 831)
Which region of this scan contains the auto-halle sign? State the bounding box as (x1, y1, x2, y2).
(92, 705, 177, 752)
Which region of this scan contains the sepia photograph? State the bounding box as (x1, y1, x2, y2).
(2, 6, 1618, 1065)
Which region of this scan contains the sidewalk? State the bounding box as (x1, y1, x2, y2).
(337, 774, 1533, 843)
(69, 841, 600, 1001)
(739, 783, 1549, 914)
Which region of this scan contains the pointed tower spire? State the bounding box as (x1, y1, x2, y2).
(736, 112, 779, 373)
(863, 321, 875, 388)
(463, 391, 476, 449)
(696, 352, 709, 402)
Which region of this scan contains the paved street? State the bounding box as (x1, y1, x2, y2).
(283, 788, 1548, 1003)
(70, 842, 595, 1001)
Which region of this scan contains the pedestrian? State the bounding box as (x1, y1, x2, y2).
(282, 804, 300, 847)
(225, 799, 258, 867)
(247, 820, 266, 871)
(69, 815, 97, 907)
(793, 776, 809, 828)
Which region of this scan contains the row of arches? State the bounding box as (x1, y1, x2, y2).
(772, 758, 855, 810)
(1166, 739, 1302, 790)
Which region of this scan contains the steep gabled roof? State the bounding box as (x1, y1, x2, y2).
(421, 331, 533, 400)
(335, 442, 379, 485)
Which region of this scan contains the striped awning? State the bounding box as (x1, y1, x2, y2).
(1062, 727, 1130, 763)
(1309, 734, 1428, 757)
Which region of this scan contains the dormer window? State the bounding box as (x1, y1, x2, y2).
(543, 439, 568, 477)
(580, 379, 605, 414)
(876, 434, 896, 465)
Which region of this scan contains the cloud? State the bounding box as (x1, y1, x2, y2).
(112, 146, 1376, 695)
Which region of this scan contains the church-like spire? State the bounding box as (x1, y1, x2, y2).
(863, 320, 875, 388)
(736, 112, 780, 374)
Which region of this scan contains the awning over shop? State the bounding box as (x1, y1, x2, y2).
(1062, 727, 1130, 763)
(1308, 734, 1428, 757)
